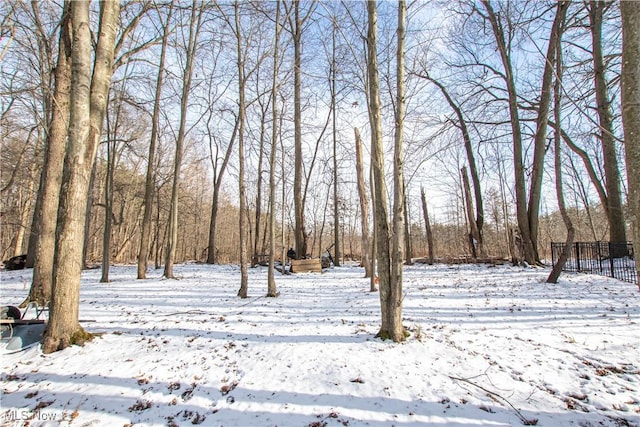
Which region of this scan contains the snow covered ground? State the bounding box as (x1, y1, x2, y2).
(1, 262, 639, 427)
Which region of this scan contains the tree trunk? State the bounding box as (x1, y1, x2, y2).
(367, 0, 390, 328)
(403, 189, 413, 265)
(84, 0, 122, 269)
(207, 118, 238, 264)
(267, 0, 281, 297)
(420, 187, 435, 265)
(25, 1, 71, 306)
(528, 0, 568, 255)
(235, 0, 249, 298)
(252, 99, 267, 267)
(17, 150, 37, 259)
(389, 0, 406, 338)
(481, 0, 536, 265)
(154, 187, 163, 269)
(548, 27, 574, 284)
(280, 111, 288, 270)
(25, 0, 55, 269)
(81, 166, 96, 268)
(354, 127, 372, 278)
(367, 0, 404, 342)
(101, 63, 131, 277)
(589, 1, 627, 245)
(101, 74, 129, 283)
(100, 125, 115, 283)
(43, 0, 120, 354)
(369, 161, 377, 292)
(331, 22, 341, 267)
(138, 3, 172, 279)
(620, 0, 640, 290)
(292, 0, 307, 259)
(164, 1, 201, 279)
(461, 166, 480, 259)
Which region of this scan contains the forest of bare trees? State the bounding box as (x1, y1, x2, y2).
(1, 0, 637, 347)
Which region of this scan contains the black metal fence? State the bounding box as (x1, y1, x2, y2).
(551, 241, 637, 284)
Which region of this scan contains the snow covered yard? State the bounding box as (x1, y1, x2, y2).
(1, 263, 639, 427)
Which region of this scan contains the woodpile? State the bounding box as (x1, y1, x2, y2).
(290, 258, 323, 273)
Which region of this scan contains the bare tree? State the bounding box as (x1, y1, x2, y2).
(390, 0, 406, 331)
(528, 1, 569, 254)
(367, 0, 405, 342)
(331, 19, 341, 267)
(461, 166, 480, 258)
(354, 127, 372, 277)
(548, 30, 574, 284)
(206, 115, 238, 264)
(588, 0, 626, 245)
(235, 0, 249, 298)
(82, 1, 155, 271)
(101, 63, 135, 283)
(43, 0, 120, 353)
(412, 72, 486, 258)
(367, 0, 390, 329)
(164, 0, 202, 279)
(24, 0, 71, 307)
(420, 187, 435, 265)
(403, 185, 413, 265)
(251, 93, 268, 268)
(621, 1, 640, 290)
(283, 0, 314, 259)
(24, 0, 55, 269)
(369, 163, 377, 292)
(480, 0, 566, 265)
(267, 0, 282, 297)
(138, 3, 173, 279)
(478, 0, 535, 264)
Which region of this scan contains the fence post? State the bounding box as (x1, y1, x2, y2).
(575, 242, 580, 272)
(609, 242, 615, 279)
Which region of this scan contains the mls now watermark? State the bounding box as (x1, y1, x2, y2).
(3, 408, 60, 422)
